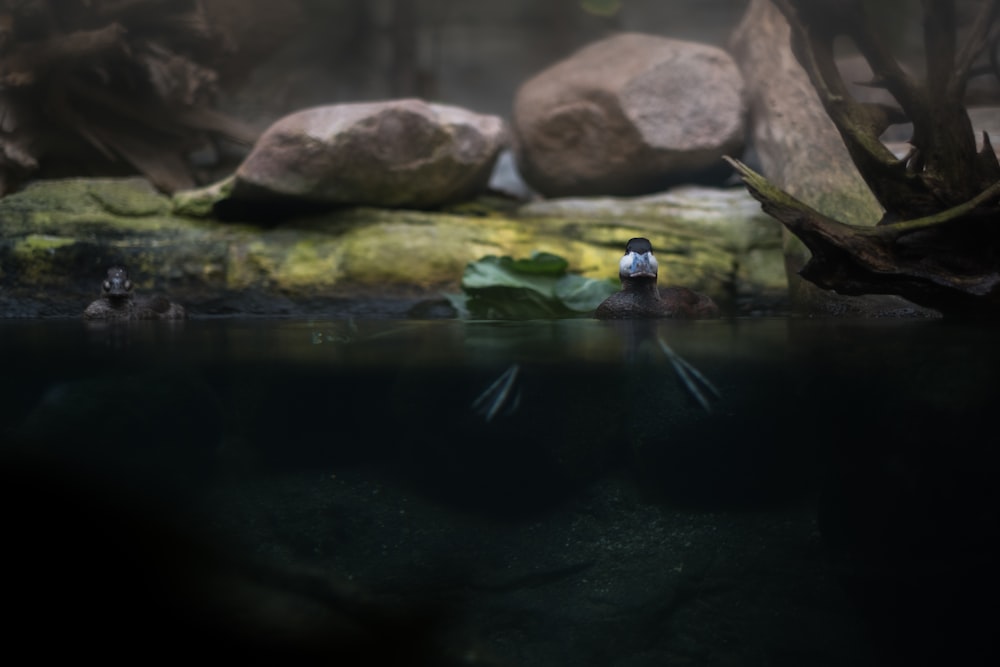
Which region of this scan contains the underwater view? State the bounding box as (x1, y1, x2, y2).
(2, 316, 997, 665)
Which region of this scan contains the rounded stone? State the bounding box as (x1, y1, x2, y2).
(233, 99, 508, 208)
(512, 33, 747, 197)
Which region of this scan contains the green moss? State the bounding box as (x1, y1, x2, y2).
(739, 247, 789, 291)
(9, 235, 78, 285)
(279, 238, 344, 289)
(9, 178, 169, 217)
(440, 195, 521, 218)
(87, 179, 171, 216)
(337, 221, 486, 286)
(172, 177, 235, 218)
(225, 241, 277, 290)
(809, 187, 881, 228)
(0, 178, 206, 237)
(13, 234, 75, 252)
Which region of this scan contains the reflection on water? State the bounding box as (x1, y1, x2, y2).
(2, 317, 998, 665)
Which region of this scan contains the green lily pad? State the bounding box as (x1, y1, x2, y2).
(461, 255, 558, 296)
(555, 274, 619, 312)
(453, 252, 619, 319)
(505, 251, 569, 276)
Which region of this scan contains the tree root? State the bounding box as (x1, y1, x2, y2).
(725, 156, 1000, 316)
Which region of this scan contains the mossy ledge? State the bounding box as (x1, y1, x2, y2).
(0, 177, 785, 317)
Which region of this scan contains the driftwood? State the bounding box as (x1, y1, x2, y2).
(729, 0, 1000, 316)
(729, 0, 903, 316)
(0, 0, 272, 195)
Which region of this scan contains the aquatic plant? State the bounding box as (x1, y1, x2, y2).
(447, 251, 618, 319)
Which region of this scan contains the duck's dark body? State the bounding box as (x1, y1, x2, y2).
(595, 284, 720, 319)
(83, 266, 186, 321)
(595, 238, 719, 319)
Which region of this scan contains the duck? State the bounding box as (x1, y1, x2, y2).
(594, 237, 720, 319)
(470, 238, 723, 422)
(83, 266, 186, 320)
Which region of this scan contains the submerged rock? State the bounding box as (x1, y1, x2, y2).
(512, 33, 747, 197)
(231, 99, 508, 208)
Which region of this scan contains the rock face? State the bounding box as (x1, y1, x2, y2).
(0, 177, 785, 318)
(512, 33, 747, 198)
(232, 99, 507, 208)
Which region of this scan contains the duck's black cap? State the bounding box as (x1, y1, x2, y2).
(625, 237, 653, 254)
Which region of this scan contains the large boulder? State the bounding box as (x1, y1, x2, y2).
(231, 99, 507, 208)
(512, 33, 747, 198)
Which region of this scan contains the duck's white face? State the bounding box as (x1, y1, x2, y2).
(619, 248, 658, 281)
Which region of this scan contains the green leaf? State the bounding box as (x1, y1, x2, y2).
(506, 251, 569, 276)
(442, 292, 470, 318)
(555, 274, 619, 312)
(462, 255, 557, 298)
(458, 252, 619, 319)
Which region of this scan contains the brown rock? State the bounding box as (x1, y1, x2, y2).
(512, 33, 747, 197)
(232, 99, 507, 208)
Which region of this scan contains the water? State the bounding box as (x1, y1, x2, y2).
(2, 317, 997, 665)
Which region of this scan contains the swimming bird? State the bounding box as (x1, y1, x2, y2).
(594, 237, 719, 320)
(83, 266, 186, 321)
(595, 238, 721, 411)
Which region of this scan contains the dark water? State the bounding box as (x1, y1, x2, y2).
(2, 317, 998, 665)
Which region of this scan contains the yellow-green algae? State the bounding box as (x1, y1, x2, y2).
(9, 235, 77, 285)
(171, 176, 235, 218)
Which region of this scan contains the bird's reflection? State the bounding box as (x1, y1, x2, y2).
(471, 363, 522, 422)
(471, 235, 723, 422)
(655, 335, 721, 412)
(612, 318, 721, 413)
(471, 319, 720, 423)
